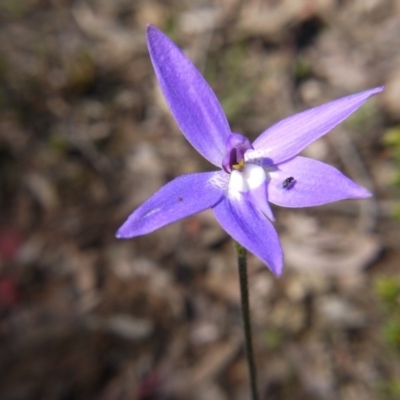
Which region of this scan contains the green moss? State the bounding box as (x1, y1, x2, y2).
(383, 322, 400, 349)
(394, 204, 400, 220)
(0, 0, 29, 18)
(374, 276, 400, 349)
(374, 276, 400, 398)
(375, 277, 400, 306)
(264, 328, 282, 349)
(383, 126, 400, 219)
(384, 126, 400, 161)
(378, 379, 400, 400)
(48, 133, 69, 153)
(293, 57, 311, 81)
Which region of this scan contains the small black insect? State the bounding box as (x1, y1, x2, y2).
(282, 176, 295, 189)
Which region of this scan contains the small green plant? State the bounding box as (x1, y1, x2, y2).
(205, 41, 257, 122)
(378, 379, 400, 400)
(264, 328, 282, 350)
(383, 126, 400, 187)
(0, 0, 29, 18)
(383, 126, 400, 218)
(293, 56, 311, 82)
(374, 276, 400, 350)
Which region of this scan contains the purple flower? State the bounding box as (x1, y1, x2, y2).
(116, 25, 383, 276)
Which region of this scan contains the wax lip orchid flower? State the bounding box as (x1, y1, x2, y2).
(116, 25, 384, 277)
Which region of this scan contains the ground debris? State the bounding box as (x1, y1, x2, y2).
(0, 1, 398, 399)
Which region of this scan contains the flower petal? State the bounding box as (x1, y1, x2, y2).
(147, 25, 231, 167)
(248, 87, 384, 165)
(212, 197, 283, 276)
(268, 156, 371, 208)
(117, 171, 226, 238)
(246, 184, 275, 221)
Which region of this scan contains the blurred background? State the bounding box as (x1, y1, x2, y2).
(1, 0, 400, 399)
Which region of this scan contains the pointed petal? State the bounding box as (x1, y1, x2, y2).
(213, 197, 283, 276)
(117, 171, 226, 238)
(245, 184, 275, 221)
(248, 87, 384, 165)
(268, 156, 371, 208)
(147, 25, 231, 167)
(226, 164, 274, 220)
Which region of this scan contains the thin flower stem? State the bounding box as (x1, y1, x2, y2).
(234, 242, 259, 400)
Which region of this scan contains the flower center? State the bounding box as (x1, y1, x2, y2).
(222, 133, 267, 196)
(222, 133, 253, 173)
(229, 163, 267, 193)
